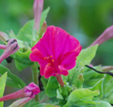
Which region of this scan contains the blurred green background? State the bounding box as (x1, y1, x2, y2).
(0, 0, 113, 106)
(0, 0, 113, 65)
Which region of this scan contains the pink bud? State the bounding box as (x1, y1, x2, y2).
(0, 32, 9, 43)
(0, 38, 19, 63)
(33, 0, 44, 31)
(0, 82, 40, 102)
(91, 25, 113, 46)
(9, 97, 32, 107)
(0, 44, 6, 49)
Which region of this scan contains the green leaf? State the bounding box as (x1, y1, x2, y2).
(94, 101, 112, 107)
(89, 78, 104, 98)
(66, 66, 84, 87)
(83, 65, 104, 88)
(17, 20, 34, 43)
(40, 7, 50, 30)
(0, 73, 7, 107)
(0, 65, 26, 88)
(26, 102, 46, 107)
(44, 104, 60, 107)
(63, 89, 99, 107)
(45, 77, 59, 97)
(9, 30, 30, 49)
(17, 7, 50, 43)
(13, 49, 33, 71)
(41, 76, 48, 88)
(77, 45, 98, 66)
(83, 65, 102, 81)
(102, 71, 113, 104)
(66, 45, 98, 87)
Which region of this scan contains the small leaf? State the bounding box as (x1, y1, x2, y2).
(0, 73, 7, 107)
(17, 20, 34, 43)
(63, 89, 99, 107)
(89, 78, 104, 98)
(77, 45, 98, 66)
(40, 7, 50, 30)
(67, 66, 84, 87)
(0, 65, 26, 88)
(45, 77, 59, 97)
(13, 49, 33, 71)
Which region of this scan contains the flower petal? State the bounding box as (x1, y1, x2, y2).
(44, 65, 55, 78)
(52, 26, 82, 59)
(30, 49, 47, 65)
(61, 46, 82, 69)
(40, 65, 45, 76)
(31, 27, 54, 57)
(58, 65, 69, 76)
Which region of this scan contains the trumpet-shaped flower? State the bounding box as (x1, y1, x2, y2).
(30, 26, 82, 79)
(0, 82, 40, 102)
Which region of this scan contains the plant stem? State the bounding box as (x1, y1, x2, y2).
(31, 62, 39, 101)
(56, 74, 64, 87)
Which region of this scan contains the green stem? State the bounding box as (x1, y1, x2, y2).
(31, 62, 39, 101)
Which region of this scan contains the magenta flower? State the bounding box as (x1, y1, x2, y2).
(33, 0, 44, 31)
(30, 26, 82, 80)
(0, 82, 40, 102)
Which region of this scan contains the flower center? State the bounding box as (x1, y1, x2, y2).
(44, 55, 55, 66)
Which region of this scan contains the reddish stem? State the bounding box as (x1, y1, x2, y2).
(56, 74, 64, 87)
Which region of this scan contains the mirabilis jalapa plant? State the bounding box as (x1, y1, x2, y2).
(0, 0, 113, 107)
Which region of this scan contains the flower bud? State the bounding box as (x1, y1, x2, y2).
(41, 21, 47, 33)
(0, 39, 19, 63)
(0, 82, 40, 102)
(33, 0, 44, 31)
(0, 44, 6, 49)
(91, 25, 113, 46)
(0, 32, 9, 43)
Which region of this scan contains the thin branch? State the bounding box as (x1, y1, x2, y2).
(85, 65, 113, 77)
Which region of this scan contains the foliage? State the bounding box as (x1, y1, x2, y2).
(0, 1, 113, 107)
(0, 73, 7, 107)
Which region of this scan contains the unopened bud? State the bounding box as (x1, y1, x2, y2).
(0, 32, 9, 43)
(91, 25, 113, 46)
(0, 44, 6, 49)
(0, 39, 19, 63)
(0, 82, 40, 102)
(34, 0, 44, 31)
(39, 21, 47, 38)
(41, 21, 47, 33)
